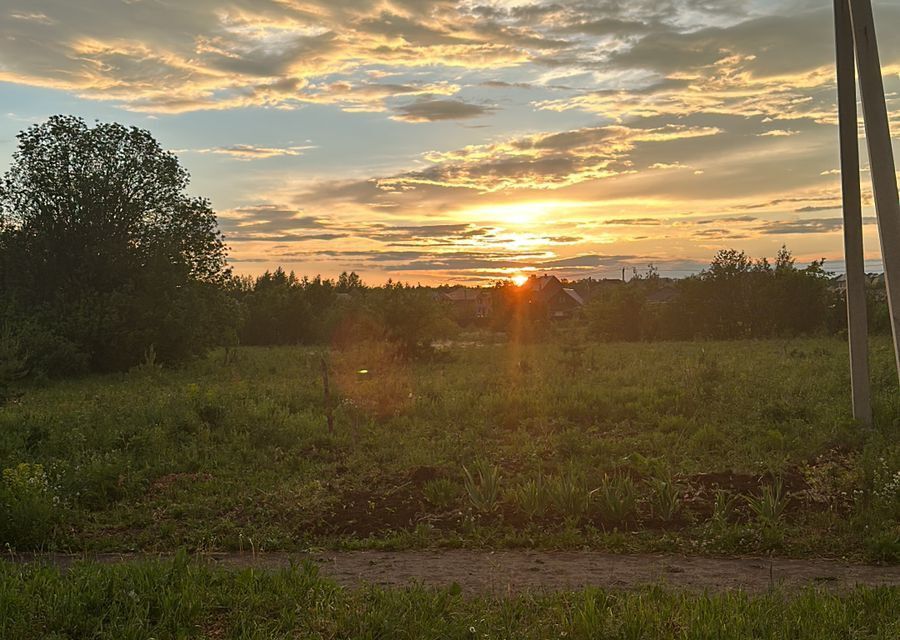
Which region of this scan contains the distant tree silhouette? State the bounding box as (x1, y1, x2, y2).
(0, 115, 235, 373)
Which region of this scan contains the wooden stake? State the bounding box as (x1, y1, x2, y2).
(321, 355, 334, 433)
(849, 0, 900, 383)
(834, 0, 872, 425)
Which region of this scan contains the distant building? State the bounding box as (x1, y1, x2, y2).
(519, 275, 585, 319)
(831, 273, 887, 300)
(644, 286, 680, 305)
(440, 287, 493, 320)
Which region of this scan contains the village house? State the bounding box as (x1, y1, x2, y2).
(439, 286, 494, 320)
(518, 275, 584, 319)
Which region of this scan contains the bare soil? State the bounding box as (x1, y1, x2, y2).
(11, 551, 900, 594)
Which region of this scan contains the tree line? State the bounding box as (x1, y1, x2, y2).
(0, 116, 890, 383)
(584, 249, 889, 342)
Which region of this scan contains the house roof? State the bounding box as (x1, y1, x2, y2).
(563, 288, 584, 305)
(645, 287, 680, 304)
(442, 287, 489, 301)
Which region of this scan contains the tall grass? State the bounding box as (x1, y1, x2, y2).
(0, 559, 897, 639)
(0, 336, 896, 557)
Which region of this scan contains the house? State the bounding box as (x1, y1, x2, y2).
(831, 273, 887, 300)
(440, 286, 493, 320)
(644, 286, 680, 305)
(518, 275, 584, 319)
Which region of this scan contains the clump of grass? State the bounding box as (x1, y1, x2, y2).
(510, 475, 550, 520)
(710, 489, 740, 527)
(591, 474, 638, 526)
(422, 478, 460, 510)
(549, 470, 589, 521)
(645, 472, 683, 522)
(462, 459, 501, 513)
(745, 478, 788, 527)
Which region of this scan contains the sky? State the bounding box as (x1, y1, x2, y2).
(0, 0, 899, 284)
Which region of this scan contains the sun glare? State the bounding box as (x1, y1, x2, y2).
(512, 274, 528, 287)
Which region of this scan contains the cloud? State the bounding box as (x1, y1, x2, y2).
(390, 98, 494, 122)
(182, 144, 315, 160)
(754, 217, 876, 235)
(220, 205, 332, 241)
(374, 122, 721, 192)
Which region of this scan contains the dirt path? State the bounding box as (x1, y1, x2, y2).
(9, 551, 900, 594)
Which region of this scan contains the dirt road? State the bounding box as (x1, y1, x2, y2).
(10, 550, 900, 594)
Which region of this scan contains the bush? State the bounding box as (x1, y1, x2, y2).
(0, 463, 59, 549)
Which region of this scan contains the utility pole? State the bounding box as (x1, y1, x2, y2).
(847, 0, 900, 384)
(834, 0, 872, 424)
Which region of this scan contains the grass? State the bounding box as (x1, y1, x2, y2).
(0, 334, 898, 560)
(0, 557, 898, 639)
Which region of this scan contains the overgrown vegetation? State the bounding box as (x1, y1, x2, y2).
(0, 337, 896, 560)
(0, 558, 898, 639)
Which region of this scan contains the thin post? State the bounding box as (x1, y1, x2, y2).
(849, 0, 900, 383)
(834, 0, 872, 424)
(321, 355, 334, 433)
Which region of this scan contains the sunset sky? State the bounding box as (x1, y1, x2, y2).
(1, 0, 899, 284)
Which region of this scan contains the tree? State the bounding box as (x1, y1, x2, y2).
(0, 115, 235, 373)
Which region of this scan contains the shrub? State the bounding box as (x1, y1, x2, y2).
(0, 463, 59, 548)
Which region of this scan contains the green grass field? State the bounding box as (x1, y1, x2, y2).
(1, 335, 898, 560)
(1, 557, 898, 639)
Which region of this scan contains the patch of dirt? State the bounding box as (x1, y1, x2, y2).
(13, 551, 900, 595)
(313, 466, 459, 536)
(686, 470, 807, 494)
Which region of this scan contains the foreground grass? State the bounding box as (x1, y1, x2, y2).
(1, 557, 898, 639)
(0, 335, 898, 559)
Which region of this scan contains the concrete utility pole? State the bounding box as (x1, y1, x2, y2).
(847, 0, 900, 384)
(834, 0, 871, 424)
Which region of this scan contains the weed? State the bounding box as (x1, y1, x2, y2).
(462, 460, 502, 513)
(0, 463, 59, 548)
(711, 489, 740, 526)
(510, 475, 550, 520)
(591, 474, 638, 526)
(422, 478, 460, 510)
(549, 471, 589, 520)
(645, 473, 682, 522)
(745, 478, 788, 527)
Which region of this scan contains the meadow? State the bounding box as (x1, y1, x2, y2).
(1, 334, 898, 561)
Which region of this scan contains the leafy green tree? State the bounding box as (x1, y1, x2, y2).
(0, 115, 235, 373)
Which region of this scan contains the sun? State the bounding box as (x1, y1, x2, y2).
(512, 274, 528, 287)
